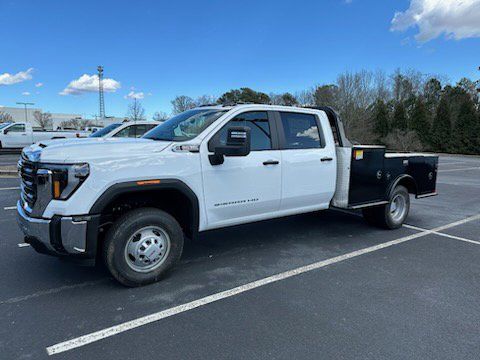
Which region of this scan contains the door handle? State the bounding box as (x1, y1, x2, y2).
(263, 160, 279, 166)
(321, 157, 333, 162)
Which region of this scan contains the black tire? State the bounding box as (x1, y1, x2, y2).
(362, 185, 410, 229)
(103, 207, 184, 287)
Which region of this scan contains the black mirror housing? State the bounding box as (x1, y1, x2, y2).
(216, 126, 251, 157)
(209, 126, 251, 165)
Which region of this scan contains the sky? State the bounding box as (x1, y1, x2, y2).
(0, 0, 479, 119)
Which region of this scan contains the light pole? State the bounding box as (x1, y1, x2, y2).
(16, 102, 35, 123)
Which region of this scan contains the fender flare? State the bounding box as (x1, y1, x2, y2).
(89, 179, 200, 236)
(388, 174, 418, 198)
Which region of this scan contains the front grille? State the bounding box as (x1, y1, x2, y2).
(19, 154, 38, 213)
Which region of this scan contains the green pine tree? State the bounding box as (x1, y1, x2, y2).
(372, 99, 389, 141)
(392, 102, 407, 130)
(409, 97, 430, 147)
(430, 98, 452, 152)
(454, 99, 479, 154)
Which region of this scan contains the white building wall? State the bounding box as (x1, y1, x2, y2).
(0, 106, 125, 129)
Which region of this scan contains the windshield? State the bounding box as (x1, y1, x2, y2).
(89, 123, 121, 138)
(144, 109, 226, 142)
(0, 123, 12, 129)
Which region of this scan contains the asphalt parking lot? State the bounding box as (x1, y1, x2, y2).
(1, 154, 480, 359)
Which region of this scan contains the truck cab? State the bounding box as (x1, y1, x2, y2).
(0, 122, 33, 148)
(17, 105, 438, 286)
(0, 122, 88, 149)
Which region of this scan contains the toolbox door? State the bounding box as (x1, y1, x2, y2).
(348, 146, 388, 206)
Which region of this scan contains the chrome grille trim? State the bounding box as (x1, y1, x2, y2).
(19, 154, 38, 214)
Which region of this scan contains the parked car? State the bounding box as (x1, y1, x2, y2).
(17, 105, 438, 286)
(0, 122, 89, 149)
(89, 121, 159, 138)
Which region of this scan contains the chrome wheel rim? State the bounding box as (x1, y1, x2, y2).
(124, 226, 171, 273)
(390, 194, 407, 223)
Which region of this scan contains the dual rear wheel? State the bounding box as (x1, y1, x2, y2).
(362, 185, 410, 229)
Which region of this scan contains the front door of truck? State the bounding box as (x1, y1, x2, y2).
(3, 124, 30, 147)
(276, 111, 336, 211)
(201, 111, 281, 229)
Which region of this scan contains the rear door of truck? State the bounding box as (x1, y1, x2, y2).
(275, 110, 336, 211)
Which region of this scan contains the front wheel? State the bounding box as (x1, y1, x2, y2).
(103, 208, 184, 287)
(362, 185, 410, 229)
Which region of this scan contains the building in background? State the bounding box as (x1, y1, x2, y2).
(0, 106, 125, 129)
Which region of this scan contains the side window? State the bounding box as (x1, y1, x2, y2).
(279, 112, 323, 149)
(211, 112, 272, 151)
(113, 126, 131, 138)
(7, 124, 26, 133)
(132, 125, 147, 138)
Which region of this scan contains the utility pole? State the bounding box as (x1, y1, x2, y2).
(97, 65, 105, 119)
(16, 102, 35, 123)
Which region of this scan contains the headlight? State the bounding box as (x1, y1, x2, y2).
(39, 163, 90, 200)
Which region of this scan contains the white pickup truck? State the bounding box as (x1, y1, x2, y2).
(17, 105, 438, 286)
(0, 122, 88, 149)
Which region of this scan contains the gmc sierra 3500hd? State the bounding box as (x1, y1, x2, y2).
(17, 104, 438, 286)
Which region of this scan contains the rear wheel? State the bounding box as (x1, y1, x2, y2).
(362, 185, 410, 229)
(103, 208, 184, 287)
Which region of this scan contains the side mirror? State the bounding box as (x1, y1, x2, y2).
(209, 126, 251, 165)
(3, 129, 9, 135)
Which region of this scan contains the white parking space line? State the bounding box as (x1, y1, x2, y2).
(4, 206, 16, 211)
(404, 224, 480, 246)
(17, 243, 30, 248)
(46, 214, 480, 356)
(0, 187, 19, 191)
(438, 166, 480, 173)
(0, 279, 109, 305)
(439, 161, 467, 166)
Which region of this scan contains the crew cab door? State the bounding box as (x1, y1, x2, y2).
(201, 111, 281, 229)
(276, 111, 336, 211)
(2, 123, 32, 147)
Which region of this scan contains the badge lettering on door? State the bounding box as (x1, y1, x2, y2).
(214, 198, 259, 207)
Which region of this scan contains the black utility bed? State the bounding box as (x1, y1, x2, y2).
(347, 145, 438, 208)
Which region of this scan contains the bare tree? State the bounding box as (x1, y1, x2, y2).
(127, 99, 146, 121)
(194, 95, 217, 106)
(171, 96, 196, 114)
(0, 112, 13, 123)
(79, 119, 94, 129)
(152, 111, 170, 122)
(60, 118, 82, 130)
(269, 93, 298, 106)
(384, 129, 423, 151)
(295, 89, 315, 106)
(335, 70, 376, 143)
(33, 111, 52, 129)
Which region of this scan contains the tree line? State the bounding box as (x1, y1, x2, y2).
(166, 69, 480, 155)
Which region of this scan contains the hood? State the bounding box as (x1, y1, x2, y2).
(25, 137, 172, 163)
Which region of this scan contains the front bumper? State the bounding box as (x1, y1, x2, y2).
(16, 201, 100, 258)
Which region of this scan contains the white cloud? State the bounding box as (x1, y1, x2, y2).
(0, 68, 34, 86)
(35, 82, 43, 88)
(60, 74, 121, 95)
(22, 92, 31, 96)
(124, 91, 145, 100)
(391, 0, 480, 42)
